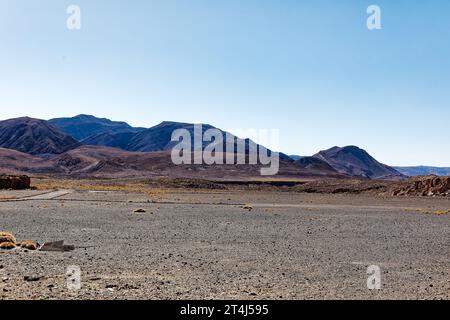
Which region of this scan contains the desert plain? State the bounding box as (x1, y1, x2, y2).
(1, 178, 449, 300)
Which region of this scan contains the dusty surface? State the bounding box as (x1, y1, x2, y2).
(0, 188, 449, 300)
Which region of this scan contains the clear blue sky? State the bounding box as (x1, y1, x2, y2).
(1, 0, 449, 166)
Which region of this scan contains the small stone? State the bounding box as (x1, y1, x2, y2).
(24, 276, 42, 282)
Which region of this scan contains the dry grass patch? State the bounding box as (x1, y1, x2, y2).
(0, 232, 38, 250)
(416, 209, 450, 216)
(0, 196, 17, 200)
(33, 178, 167, 199)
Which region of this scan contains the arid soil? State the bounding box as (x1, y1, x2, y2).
(0, 185, 449, 300)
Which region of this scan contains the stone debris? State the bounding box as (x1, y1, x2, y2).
(39, 240, 75, 252)
(0, 232, 76, 252)
(391, 175, 450, 197)
(0, 175, 31, 190)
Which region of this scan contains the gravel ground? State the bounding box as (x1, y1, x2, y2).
(0, 190, 449, 300)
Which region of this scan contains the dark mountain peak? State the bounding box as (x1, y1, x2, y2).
(49, 115, 144, 141)
(74, 114, 99, 120)
(72, 114, 132, 126)
(0, 117, 80, 156)
(155, 121, 216, 130)
(314, 145, 404, 180)
(326, 145, 365, 154)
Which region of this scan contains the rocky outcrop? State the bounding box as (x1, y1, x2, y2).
(0, 175, 31, 189)
(391, 175, 450, 197)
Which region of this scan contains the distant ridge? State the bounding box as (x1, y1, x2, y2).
(394, 166, 450, 177)
(49, 114, 145, 141)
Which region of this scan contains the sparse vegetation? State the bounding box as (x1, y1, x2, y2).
(0, 242, 16, 250)
(0, 232, 38, 250)
(16, 240, 38, 250)
(0, 232, 16, 244)
(32, 178, 167, 199)
(416, 209, 450, 216)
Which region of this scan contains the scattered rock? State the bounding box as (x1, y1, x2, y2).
(39, 240, 75, 252)
(24, 276, 42, 282)
(391, 176, 450, 197)
(242, 205, 253, 211)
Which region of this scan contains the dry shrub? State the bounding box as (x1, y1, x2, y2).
(33, 179, 167, 199)
(0, 242, 16, 250)
(17, 240, 38, 250)
(0, 232, 16, 244)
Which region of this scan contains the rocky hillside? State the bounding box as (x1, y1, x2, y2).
(390, 175, 450, 197)
(314, 146, 404, 180)
(0, 117, 80, 155)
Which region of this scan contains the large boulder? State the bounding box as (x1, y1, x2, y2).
(0, 175, 31, 189)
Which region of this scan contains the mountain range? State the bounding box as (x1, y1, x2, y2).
(0, 114, 440, 180)
(394, 166, 450, 177)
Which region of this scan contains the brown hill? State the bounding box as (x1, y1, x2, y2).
(0, 117, 80, 155)
(0, 148, 58, 175)
(314, 146, 404, 180)
(47, 146, 348, 179)
(0, 145, 347, 180)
